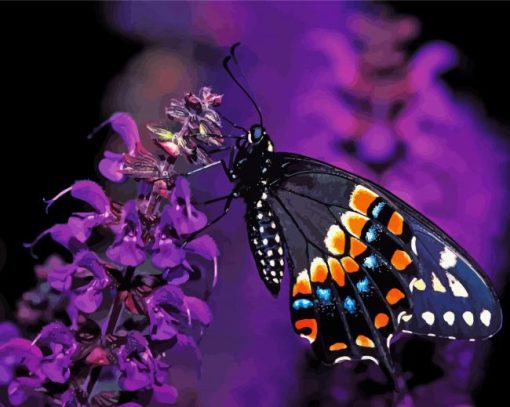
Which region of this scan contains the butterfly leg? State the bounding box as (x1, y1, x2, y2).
(182, 159, 231, 179)
(183, 192, 238, 245)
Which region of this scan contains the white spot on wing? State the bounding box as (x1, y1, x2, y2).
(386, 334, 394, 348)
(445, 272, 468, 298)
(402, 314, 413, 322)
(462, 311, 474, 326)
(397, 311, 406, 324)
(411, 236, 418, 255)
(361, 356, 379, 365)
(432, 272, 447, 293)
(422, 311, 435, 325)
(480, 309, 491, 327)
(443, 311, 455, 326)
(410, 278, 426, 292)
(334, 356, 352, 364)
(439, 246, 458, 269)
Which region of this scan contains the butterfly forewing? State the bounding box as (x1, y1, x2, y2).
(257, 152, 502, 369)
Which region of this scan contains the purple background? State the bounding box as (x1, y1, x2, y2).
(1, 2, 510, 406)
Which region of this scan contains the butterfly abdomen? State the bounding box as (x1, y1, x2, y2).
(246, 193, 285, 295)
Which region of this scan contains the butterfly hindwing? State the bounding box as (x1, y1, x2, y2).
(269, 192, 406, 371)
(267, 152, 501, 363)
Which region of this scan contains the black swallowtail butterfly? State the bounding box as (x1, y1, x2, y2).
(188, 45, 502, 378)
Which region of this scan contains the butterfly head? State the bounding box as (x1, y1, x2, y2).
(246, 125, 274, 152)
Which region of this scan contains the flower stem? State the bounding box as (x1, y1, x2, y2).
(85, 266, 136, 401)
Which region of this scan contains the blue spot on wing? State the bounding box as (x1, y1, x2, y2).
(363, 255, 378, 270)
(371, 202, 386, 218)
(365, 225, 380, 243)
(356, 277, 370, 293)
(292, 299, 314, 310)
(343, 296, 356, 314)
(316, 287, 332, 304)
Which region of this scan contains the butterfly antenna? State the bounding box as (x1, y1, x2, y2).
(223, 44, 264, 126)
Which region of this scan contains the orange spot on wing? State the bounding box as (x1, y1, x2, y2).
(349, 237, 367, 258)
(341, 212, 368, 238)
(328, 257, 345, 287)
(356, 335, 375, 348)
(295, 319, 318, 343)
(329, 342, 348, 351)
(388, 212, 404, 235)
(341, 257, 359, 273)
(386, 288, 405, 305)
(311, 258, 328, 283)
(391, 250, 412, 271)
(350, 186, 378, 215)
(325, 225, 345, 255)
(292, 271, 312, 297)
(374, 313, 390, 329)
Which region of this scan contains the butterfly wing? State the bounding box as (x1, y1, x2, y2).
(267, 152, 502, 369)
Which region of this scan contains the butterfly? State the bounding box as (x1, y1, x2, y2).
(189, 44, 503, 377)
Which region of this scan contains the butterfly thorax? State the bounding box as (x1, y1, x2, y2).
(230, 126, 275, 201)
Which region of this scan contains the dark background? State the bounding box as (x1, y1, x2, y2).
(0, 2, 508, 405)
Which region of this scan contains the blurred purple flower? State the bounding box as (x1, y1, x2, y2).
(0, 323, 20, 355)
(107, 200, 145, 267)
(48, 251, 111, 314)
(0, 338, 44, 405)
(37, 322, 77, 383)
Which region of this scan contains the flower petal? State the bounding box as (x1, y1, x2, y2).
(184, 296, 212, 326)
(107, 112, 141, 154)
(185, 235, 218, 260)
(99, 151, 127, 182)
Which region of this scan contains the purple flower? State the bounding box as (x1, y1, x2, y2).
(37, 322, 77, 383)
(166, 87, 223, 131)
(151, 207, 185, 270)
(98, 113, 142, 183)
(148, 87, 224, 164)
(0, 338, 44, 405)
(107, 200, 145, 267)
(25, 181, 113, 256)
(145, 285, 212, 341)
(115, 332, 157, 391)
(151, 207, 217, 271)
(145, 285, 184, 341)
(48, 250, 111, 314)
(168, 177, 207, 236)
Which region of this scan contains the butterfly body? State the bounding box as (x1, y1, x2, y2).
(223, 122, 502, 374)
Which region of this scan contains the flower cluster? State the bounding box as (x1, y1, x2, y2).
(0, 90, 223, 406)
(147, 86, 224, 164)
